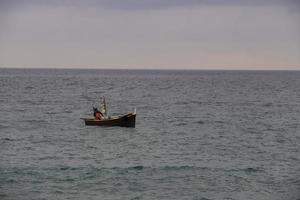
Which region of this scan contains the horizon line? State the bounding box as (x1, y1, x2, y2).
(0, 66, 300, 71)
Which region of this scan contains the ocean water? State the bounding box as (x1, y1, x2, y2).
(0, 68, 299, 200)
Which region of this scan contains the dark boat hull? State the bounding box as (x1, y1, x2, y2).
(82, 113, 136, 128)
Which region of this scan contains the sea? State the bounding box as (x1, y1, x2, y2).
(0, 68, 299, 200)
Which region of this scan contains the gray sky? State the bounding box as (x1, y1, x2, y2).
(0, 0, 299, 69)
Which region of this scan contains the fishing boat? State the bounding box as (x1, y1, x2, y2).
(81, 97, 136, 128)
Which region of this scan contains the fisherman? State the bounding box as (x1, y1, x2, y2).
(93, 107, 103, 120)
(95, 111, 101, 120)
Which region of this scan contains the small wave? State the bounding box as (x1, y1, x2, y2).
(0, 194, 8, 198)
(37, 165, 209, 173)
(175, 122, 187, 126)
(175, 101, 202, 105)
(0, 124, 9, 129)
(196, 120, 205, 124)
(25, 119, 48, 124)
(190, 100, 202, 105)
(6, 179, 17, 183)
(60, 166, 77, 171)
(37, 156, 60, 161)
(130, 196, 143, 200)
(244, 167, 261, 173)
(54, 190, 64, 194)
(228, 167, 262, 173)
(19, 99, 36, 105)
(158, 86, 173, 90)
(31, 140, 49, 144)
(86, 146, 97, 149)
(66, 81, 78, 86)
(106, 165, 145, 171)
(1, 137, 15, 141)
(175, 101, 189, 105)
(105, 165, 207, 172)
(161, 165, 204, 171)
(262, 103, 273, 107)
(214, 120, 225, 124)
(23, 146, 34, 150)
(45, 111, 58, 115)
(12, 107, 26, 112)
(130, 165, 144, 170)
(127, 165, 207, 171)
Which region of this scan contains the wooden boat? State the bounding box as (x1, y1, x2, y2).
(81, 97, 136, 128)
(82, 112, 136, 127)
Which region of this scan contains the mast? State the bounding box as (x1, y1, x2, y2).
(103, 96, 107, 117)
(99, 97, 107, 118)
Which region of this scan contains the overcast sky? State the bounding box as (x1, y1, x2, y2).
(0, 0, 299, 69)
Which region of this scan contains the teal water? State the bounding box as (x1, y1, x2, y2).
(0, 69, 300, 200)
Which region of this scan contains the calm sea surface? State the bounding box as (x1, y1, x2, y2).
(0, 68, 300, 200)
